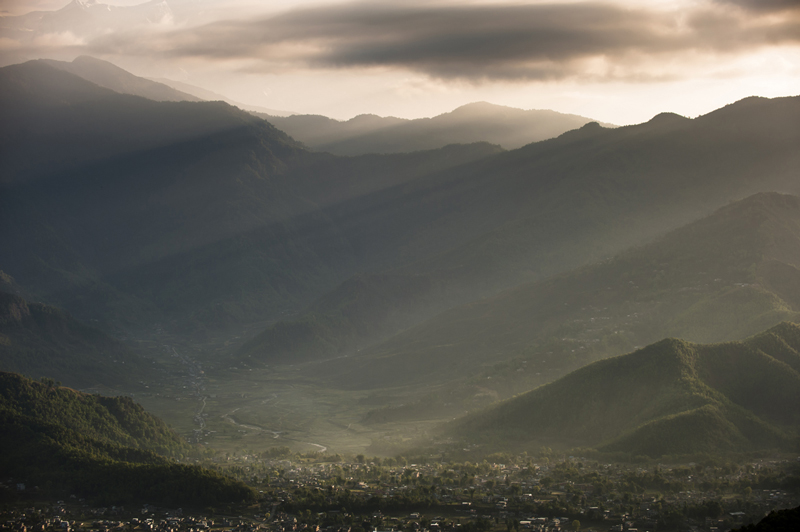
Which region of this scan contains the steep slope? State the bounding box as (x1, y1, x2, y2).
(40, 56, 202, 102)
(263, 102, 613, 155)
(0, 371, 254, 505)
(252, 187, 800, 391)
(0, 60, 305, 328)
(3, 56, 799, 347)
(0, 291, 158, 389)
(0, 60, 501, 331)
(0, 370, 184, 452)
(0, 60, 301, 185)
(448, 322, 800, 457)
(242, 97, 800, 371)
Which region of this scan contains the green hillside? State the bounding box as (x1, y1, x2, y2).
(0, 372, 254, 506)
(0, 291, 159, 389)
(0, 371, 184, 452)
(448, 322, 800, 457)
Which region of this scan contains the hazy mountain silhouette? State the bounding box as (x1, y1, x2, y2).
(262, 102, 615, 155)
(0, 59, 503, 331)
(153, 76, 296, 116)
(2, 57, 799, 347)
(40, 56, 202, 102)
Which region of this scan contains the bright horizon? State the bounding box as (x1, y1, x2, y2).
(1, 0, 799, 124)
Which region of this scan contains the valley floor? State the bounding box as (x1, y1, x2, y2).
(124, 330, 440, 457)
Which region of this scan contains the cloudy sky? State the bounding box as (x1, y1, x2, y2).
(1, 0, 799, 124)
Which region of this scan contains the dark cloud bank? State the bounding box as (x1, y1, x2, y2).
(83, 1, 800, 81)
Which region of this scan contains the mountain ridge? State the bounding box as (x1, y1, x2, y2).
(40, 55, 202, 103)
(0, 59, 508, 332)
(447, 321, 800, 457)
(261, 102, 615, 155)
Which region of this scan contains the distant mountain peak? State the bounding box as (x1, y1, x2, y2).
(73, 54, 108, 63)
(348, 113, 397, 124)
(451, 101, 510, 111)
(647, 111, 690, 125)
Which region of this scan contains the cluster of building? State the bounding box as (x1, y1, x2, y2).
(3, 456, 799, 532)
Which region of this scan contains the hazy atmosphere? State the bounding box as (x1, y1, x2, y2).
(2, 0, 799, 122)
(1, 0, 800, 529)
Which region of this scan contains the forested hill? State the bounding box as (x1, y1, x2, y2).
(0, 371, 184, 452)
(0, 372, 255, 506)
(0, 291, 159, 389)
(449, 322, 800, 458)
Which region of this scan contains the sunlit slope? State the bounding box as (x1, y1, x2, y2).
(268, 193, 800, 392)
(242, 97, 800, 369)
(0, 371, 254, 505)
(449, 322, 800, 457)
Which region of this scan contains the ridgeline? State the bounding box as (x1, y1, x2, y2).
(449, 322, 800, 458)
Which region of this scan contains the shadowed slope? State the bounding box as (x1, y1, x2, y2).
(0, 60, 501, 332)
(0, 371, 255, 505)
(0, 291, 159, 389)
